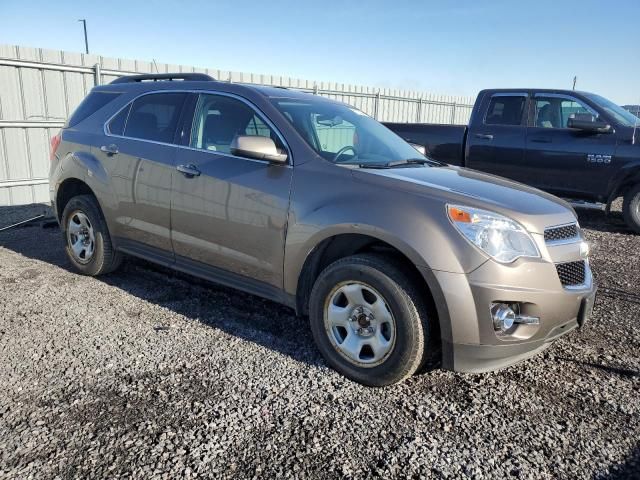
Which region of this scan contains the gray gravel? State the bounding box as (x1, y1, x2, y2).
(0, 203, 638, 479)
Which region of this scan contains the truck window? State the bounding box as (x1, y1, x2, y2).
(534, 97, 595, 128)
(484, 96, 526, 126)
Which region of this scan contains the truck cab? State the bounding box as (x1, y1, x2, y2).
(386, 89, 640, 232)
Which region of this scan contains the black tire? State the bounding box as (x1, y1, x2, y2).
(623, 185, 640, 233)
(60, 194, 122, 276)
(308, 253, 432, 387)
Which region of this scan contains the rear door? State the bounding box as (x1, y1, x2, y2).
(170, 92, 293, 289)
(101, 92, 187, 254)
(524, 93, 617, 199)
(466, 93, 530, 183)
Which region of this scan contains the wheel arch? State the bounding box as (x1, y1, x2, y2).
(293, 231, 445, 348)
(55, 177, 98, 222)
(606, 165, 640, 212)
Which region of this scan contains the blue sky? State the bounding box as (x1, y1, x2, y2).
(1, 0, 638, 104)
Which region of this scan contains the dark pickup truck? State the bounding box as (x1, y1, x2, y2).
(385, 89, 640, 232)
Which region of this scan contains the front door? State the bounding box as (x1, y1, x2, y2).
(524, 94, 617, 199)
(170, 93, 293, 288)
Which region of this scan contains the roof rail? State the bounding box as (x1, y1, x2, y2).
(110, 73, 215, 84)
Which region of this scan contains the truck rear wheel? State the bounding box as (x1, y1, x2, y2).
(308, 254, 432, 386)
(623, 185, 640, 234)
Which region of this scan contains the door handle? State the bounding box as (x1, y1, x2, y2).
(177, 164, 201, 178)
(530, 136, 552, 143)
(100, 144, 119, 155)
(474, 133, 494, 140)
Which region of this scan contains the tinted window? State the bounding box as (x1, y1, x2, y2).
(485, 96, 526, 126)
(124, 93, 187, 143)
(67, 91, 121, 127)
(535, 97, 595, 128)
(190, 94, 285, 155)
(107, 104, 130, 135)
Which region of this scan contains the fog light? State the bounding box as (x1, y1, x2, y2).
(580, 241, 590, 259)
(491, 303, 516, 331)
(491, 302, 541, 332)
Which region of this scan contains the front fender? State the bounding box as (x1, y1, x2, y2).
(283, 186, 488, 297)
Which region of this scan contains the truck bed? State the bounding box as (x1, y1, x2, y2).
(383, 122, 467, 166)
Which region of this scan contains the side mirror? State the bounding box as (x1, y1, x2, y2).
(230, 135, 288, 164)
(567, 113, 612, 133)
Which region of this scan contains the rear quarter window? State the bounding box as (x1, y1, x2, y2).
(66, 91, 122, 127)
(107, 104, 131, 136)
(484, 95, 526, 126)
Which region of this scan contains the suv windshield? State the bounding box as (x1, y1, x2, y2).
(583, 93, 640, 127)
(271, 97, 431, 166)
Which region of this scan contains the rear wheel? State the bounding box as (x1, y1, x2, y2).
(622, 184, 640, 233)
(61, 195, 122, 275)
(309, 254, 432, 386)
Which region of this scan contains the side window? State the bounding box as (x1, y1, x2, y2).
(245, 115, 272, 137)
(124, 93, 187, 143)
(310, 114, 356, 154)
(107, 104, 130, 135)
(484, 96, 526, 126)
(560, 99, 593, 127)
(190, 94, 285, 155)
(535, 97, 595, 128)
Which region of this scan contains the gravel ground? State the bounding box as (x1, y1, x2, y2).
(0, 203, 638, 479)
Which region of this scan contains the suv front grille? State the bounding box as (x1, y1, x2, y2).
(544, 224, 579, 243)
(556, 260, 586, 287)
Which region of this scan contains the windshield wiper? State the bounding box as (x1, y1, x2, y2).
(359, 158, 442, 169)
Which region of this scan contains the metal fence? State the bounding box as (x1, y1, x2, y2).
(0, 44, 474, 206)
(623, 105, 640, 118)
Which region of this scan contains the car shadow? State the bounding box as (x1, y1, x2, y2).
(576, 209, 632, 235)
(0, 209, 324, 369)
(596, 444, 640, 479)
(558, 357, 640, 379)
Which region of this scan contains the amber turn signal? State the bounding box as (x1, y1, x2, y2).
(447, 206, 472, 223)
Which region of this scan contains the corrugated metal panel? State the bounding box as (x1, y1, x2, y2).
(0, 43, 474, 206)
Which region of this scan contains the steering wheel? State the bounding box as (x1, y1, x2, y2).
(333, 145, 358, 163)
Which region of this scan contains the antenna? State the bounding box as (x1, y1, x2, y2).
(572, 76, 577, 90)
(633, 104, 638, 145)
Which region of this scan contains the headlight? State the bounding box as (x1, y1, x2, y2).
(447, 205, 540, 263)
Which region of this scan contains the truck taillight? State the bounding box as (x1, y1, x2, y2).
(50, 132, 61, 162)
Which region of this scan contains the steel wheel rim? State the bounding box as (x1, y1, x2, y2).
(66, 211, 95, 264)
(323, 281, 396, 368)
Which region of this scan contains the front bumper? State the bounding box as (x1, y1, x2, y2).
(420, 256, 596, 373)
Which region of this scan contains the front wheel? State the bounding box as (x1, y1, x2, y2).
(623, 184, 640, 234)
(61, 194, 122, 276)
(308, 254, 432, 386)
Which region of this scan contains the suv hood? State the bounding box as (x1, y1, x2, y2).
(352, 165, 576, 234)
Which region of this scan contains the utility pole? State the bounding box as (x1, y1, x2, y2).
(78, 19, 89, 54)
(572, 76, 577, 90)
